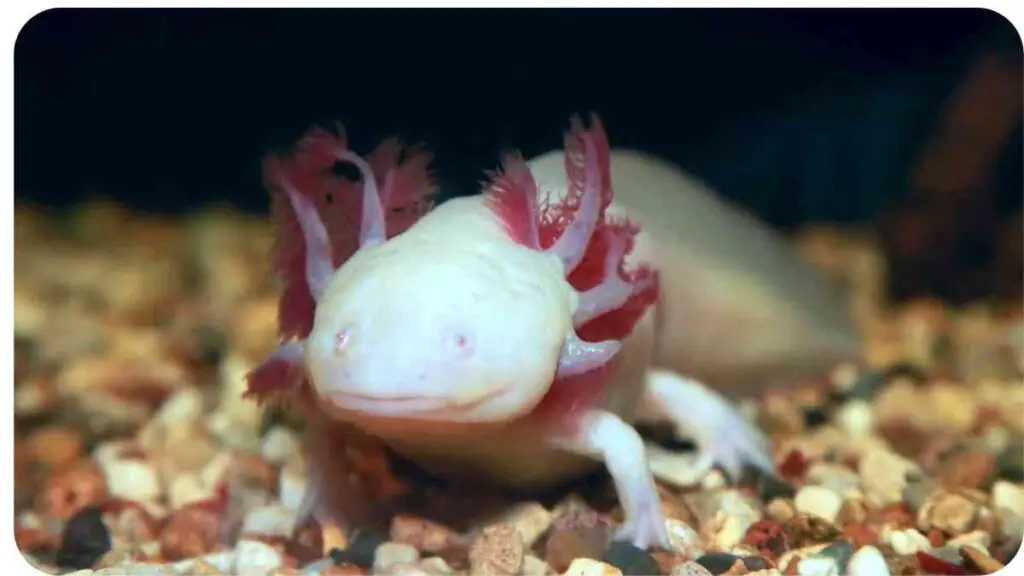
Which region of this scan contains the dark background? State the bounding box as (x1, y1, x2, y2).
(14, 8, 1022, 231)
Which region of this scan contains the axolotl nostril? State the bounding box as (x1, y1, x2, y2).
(246, 115, 860, 551)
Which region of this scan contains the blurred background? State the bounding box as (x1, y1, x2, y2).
(15, 8, 1024, 304)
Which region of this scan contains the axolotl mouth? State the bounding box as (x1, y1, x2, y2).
(325, 388, 506, 417)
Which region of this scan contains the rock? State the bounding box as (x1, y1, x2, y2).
(814, 539, 853, 571)
(804, 464, 860, 499)
(418, 556, 455, 575)
(695, 552, 742, 574)
(522, 555, 554, 576)
(917, 489, 980, 534)
(796, 555, 838, 576)
(329, 531, 384, 567)
(26, 425, 84, 472)
(55, 506, 112, 570)
(260, 426, 301, 466)
(835, 400, 875, 438)
(765, 499, 796, 524)
(938, 451, 995, 490)
(992, 480, 1024, 517)
(468, 524, 524, 576)
(847, 545, 889, 576)
(240, 504, 297, 538)
(563, 558, 623, 576)
(37, 460, 109, 521)
(234, 539, 284, 574)
(390, 514, 464, 554)
(278, 458, 307, 511)
(858, 446, 919, 506)
(373, 542, 420, 574)
(160, 505, 221, 561)
(887, 528, 931, 555)
(600, 541, 660, 576)
(96, 449, 161, 504)
(794, 486, 842, 523)
(167, 473, 217, 510)
(491, 502, 553, 548)
(545, 522, 611, 573)
(670, 561, 715, 576)
(666, 518, 705, 560)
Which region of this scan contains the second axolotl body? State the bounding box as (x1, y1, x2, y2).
(247, 117, 859, 550)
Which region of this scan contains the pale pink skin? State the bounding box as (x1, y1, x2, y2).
(249, 120, 858, 551)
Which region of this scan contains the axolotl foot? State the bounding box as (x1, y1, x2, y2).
(547, 409, 672, 551)
(637, 369, 776, 485)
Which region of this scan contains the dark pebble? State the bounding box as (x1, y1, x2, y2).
(928, 546, 964, 565)
(996, 440, 1024, 483)
(695, 552, 743, 575)
(54, 506, 111, 570)
(600, 541, 660, 576)
(802, 406, 829, 429)
(882, 362, 928, 385)
(329, 530, 385, 568)
(758, 474, 796, 501)
(816, 539, 854, 570)
(843, 370, 886, 400)
(740, 556, 771, 571)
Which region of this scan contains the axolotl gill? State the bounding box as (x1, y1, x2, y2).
(246, 116, 860, 550)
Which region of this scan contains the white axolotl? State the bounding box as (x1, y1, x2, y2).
(247, 116, 860, 550)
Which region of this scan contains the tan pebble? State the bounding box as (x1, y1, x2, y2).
(794, 486, 843, 523)
(887, 528, 931, 555)
(562, 558, 622, 576)
(469, 523, 525, 575)
(766, 499, 796, 523)
(544, 524, 611, 573)
(522, 554, 555, 576)
(857, 446, 919, 506)
(917, 489, 979, 534)
(960, 545, 1005, 574)
(938, 451, 995, 490)
(493, 502, 553, 547)
(320, 521, 348, 555)
(835, 497, 869, 527)
(26, 425, 84, 471)
(702, 511, 748, 551)
(167, 473, 217, 510)
(945, 529, 991, 551)
(666, 518, 705, 559)
(187, 559, 227, 574)
(374, 542, 420, 574)
(929, 383, 979, 433)
(260, 426, 302, 465)
(847, 545, 889, 576)
(670, 560, 714, 575)
(419, 556, 456, 575)
(390, 514, 463, 553)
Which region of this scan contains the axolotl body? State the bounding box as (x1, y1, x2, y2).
(247, 117, 860, 550)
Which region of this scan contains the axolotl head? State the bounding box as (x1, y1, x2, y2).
(281, 131, 631, 426)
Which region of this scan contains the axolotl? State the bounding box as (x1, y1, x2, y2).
(246, 116, 860, 550)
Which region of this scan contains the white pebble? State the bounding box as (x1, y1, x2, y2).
(279, 462, 307, 511)
(798, 555, 839, 576)
(241, 504, 298, 538)
(233, 539, 283, 574)
(795, 485, 843, 523)
(260, 426, 301, 465)
(836, 399, 874, 438)
(889, 528, 931, 555)
(993, 480, 1024, 517)
(167, 473, 216, 509)
(102, 458, 161, 503)
(374, 542, 420, 574)
(564, 558, 623, 576)
(848, 545, 890, 576)
(858, 446, 919, 506)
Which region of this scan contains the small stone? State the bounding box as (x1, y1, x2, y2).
(794, 486, 842, 523)
(917, 489, 980, 534)
(783, 515, 840, 548)
(938, 451, 995, 490)
(945, 529, 991, 551)
(835, 497, 869, 527)
(521, 555, 554, 576)
(160, 505, 222, 561)
(765, 499, 796, 524)
(847, 545, 889, 576)
(468, 523, 524, 576)
(278, 459, 307, 511)
(55, 506, 112, 570)
(563, 558, 622, 576)
(960, 545, 1006, 574)
(544, 523, 611, 573)
(992, 480, 1024, 517)
(492, 502, 553, 548)
(260, 426, 301, 466)
(814, 539, 853, 570)
(241, 504, 297, 538)
(804, 463, 860, 498)
(835, 400, 874, 438)
(390, 514, 464, 554)
(858, 446, 919, 506)
(796, 555, 838, 576)
(888, 528, 931, 555)
(670, 561, 715, 576)
(37, 460, 109, 521)
(100, 454, 162, 504)
(741, 520, 788, 562)
(26, 425, 84, 471)
(418, 556, 455, 575)
(900, 472, 935, 513)
(667, 518, 705, 559)
(926, 545, 963, 565)
(696, 552, 743, 574)
(330, 531, 384, 568)
(600, 541, 660, 575)
(373, 542, 420, 574)
(234, 539, 284, 574)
